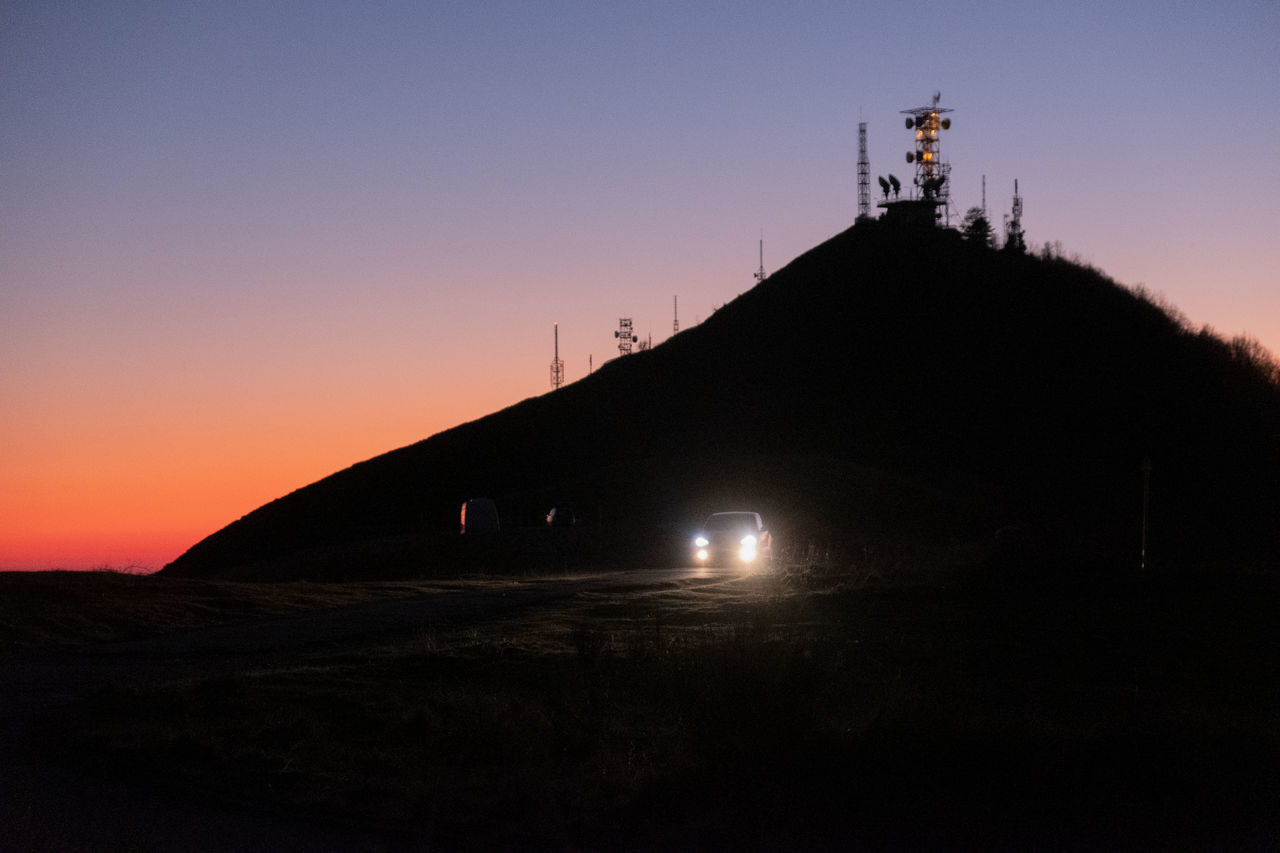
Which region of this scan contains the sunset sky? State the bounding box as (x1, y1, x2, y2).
(3, 1, 1277, 570)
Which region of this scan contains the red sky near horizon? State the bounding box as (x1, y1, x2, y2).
(4, 1, 1278, 571)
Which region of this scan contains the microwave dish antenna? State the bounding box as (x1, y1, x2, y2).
(879, 91, 954, 226)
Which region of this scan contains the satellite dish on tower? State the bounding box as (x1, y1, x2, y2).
(906, 152, 914, 163)
(941, 118, 951, 130)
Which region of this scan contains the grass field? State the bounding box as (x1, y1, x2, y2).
(4, 565, 1280, 851)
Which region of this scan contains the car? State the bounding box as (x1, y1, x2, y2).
(545, 505, 577, 526)
(692, 511, 773, 568)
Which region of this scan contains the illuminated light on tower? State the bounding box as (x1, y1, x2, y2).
(549, 322, 564, 389)
(857, 121, 871, 221)
(881, 91, 954, 226)
(615, 317, 638, 355)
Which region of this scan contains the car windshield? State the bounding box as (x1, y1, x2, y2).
(705, 513, 757, 531)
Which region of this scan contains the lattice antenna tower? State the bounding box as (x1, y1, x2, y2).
(673, 295, 678, 333)
(901, 91, 954, 225)
(1003, 179, 1026, 252)
(615, 317, 637, 355)
(857, 121, 871, 220)
(549, 322, 564, 389)
(754, 234, 765, 285)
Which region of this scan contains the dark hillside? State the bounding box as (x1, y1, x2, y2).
(164, 221, 1280, 579)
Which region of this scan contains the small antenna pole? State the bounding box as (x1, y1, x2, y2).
(673, 295, 679, 333)
(982, 174, 987, 217)
(754, 233, 765, 285)
(1140, 456, 1152, 572)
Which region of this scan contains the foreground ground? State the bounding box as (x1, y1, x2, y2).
(2, 565, 1278, 851)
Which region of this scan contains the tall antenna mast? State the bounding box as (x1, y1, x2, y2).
(754, 234, 765, 285)
(857, 121, 871, 221)
(673, 295, 679, 333)
(1004, 178, 1026, 252)
(549, 322, 564, 389)
(981, 174, 987, 217)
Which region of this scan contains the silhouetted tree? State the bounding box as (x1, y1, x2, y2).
(960, 206, 994, 247)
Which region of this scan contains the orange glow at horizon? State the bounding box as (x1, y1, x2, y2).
(1, 377, 526, 571)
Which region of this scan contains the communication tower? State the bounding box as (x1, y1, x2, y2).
(857, 121, 871, 221)
(673, 295, 679, 333)
(615, 317, 638, 356)
(1003, 179, 1026, 252)
(549, 322, 564, 389)
(880, 92, 953, 226)
(754, 236, 766, 285)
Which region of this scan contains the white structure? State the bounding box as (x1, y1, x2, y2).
(615, 317, 637, 355)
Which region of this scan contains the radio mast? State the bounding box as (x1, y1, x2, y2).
(857, 121, 871, 221)
(1004, 179, 1026, 252)
(549, 322, 564, 389)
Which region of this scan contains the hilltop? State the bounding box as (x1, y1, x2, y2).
(163, 221, 1280, 580)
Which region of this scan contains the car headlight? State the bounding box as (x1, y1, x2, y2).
(739, 544, 757, 562)
(694, 536, 709, 548)
(695, 548, 708, 561)
(740, 534, 757, 547)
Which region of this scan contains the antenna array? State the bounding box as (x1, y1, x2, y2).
(900, 91, 953, 224)
(615, 317, 638, 356)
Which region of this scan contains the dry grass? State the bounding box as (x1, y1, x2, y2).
(2, 568, 1274, 850)
(0, 570, 457, 649)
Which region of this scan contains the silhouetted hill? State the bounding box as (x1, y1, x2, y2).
(163, 221, 1280, 579)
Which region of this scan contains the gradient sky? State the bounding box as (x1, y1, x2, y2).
(3, 1, 1277, 570)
